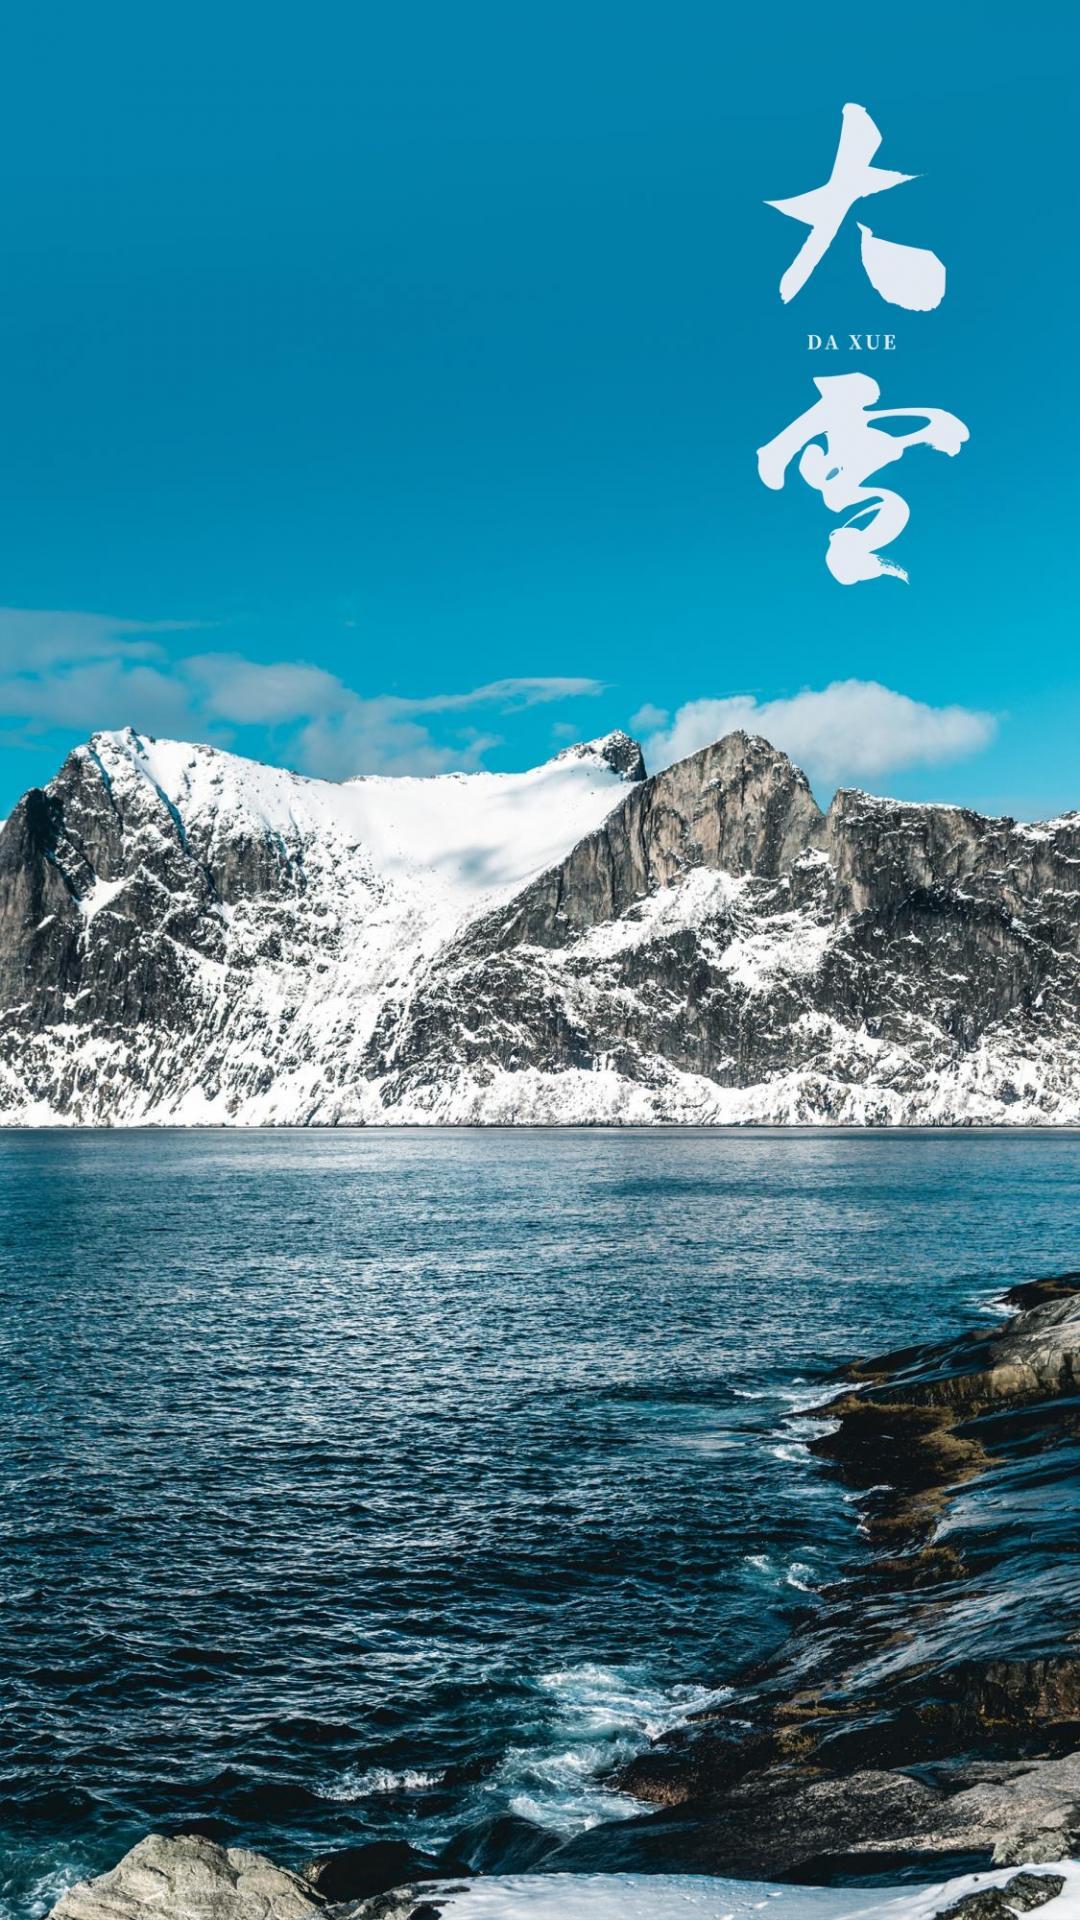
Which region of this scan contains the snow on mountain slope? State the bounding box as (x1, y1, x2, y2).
(0, 725, 1077, 1125)
(0, 726, 646, 1123)
(118, 728, 644, 917)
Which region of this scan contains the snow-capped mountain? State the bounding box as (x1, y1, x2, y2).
(0, 725, 1077, 1124)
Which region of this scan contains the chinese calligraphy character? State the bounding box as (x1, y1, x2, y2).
(756, 374, 969, 584)
(767, 103, 946, 310)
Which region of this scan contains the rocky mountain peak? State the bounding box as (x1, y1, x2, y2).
(667, 725, 801, 777)
(650, 729, 825, 865)
(488, 728, 827, 953)
(554, 731, 647, 783)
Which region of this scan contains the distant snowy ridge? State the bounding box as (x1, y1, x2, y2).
(0, 725, 1077, 1125)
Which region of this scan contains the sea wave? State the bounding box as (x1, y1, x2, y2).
(497, 1662, 733, 1835)
(318, 1764, 444, 1802)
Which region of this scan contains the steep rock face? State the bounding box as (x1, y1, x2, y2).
(486, 732, 826, 948)
(0, 726, 1077, 1125)
(366, 740, 1080, 1124)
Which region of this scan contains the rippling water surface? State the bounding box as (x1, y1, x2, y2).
(1, 1130, 1077, 1917)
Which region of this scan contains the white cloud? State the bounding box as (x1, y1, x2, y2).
(411, 676, 602, 714)
(629, 701, 669, 732)
(0, 610, 605, 778)
(295, 713, 485, 780)
(184, 654, 351, 726)
(0, 607, 199, 672)
(642, 680, 996, 784)
(184, 658, 604, 775)
(0, 660, 197, 736)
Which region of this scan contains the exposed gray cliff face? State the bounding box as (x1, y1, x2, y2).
(0, 726, 1077, 1124)
(487, 733, 826, 946)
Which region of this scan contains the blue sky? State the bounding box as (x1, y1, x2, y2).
(0, 1, 1075, 818)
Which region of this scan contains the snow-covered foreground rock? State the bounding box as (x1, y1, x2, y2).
(1, 725, 1078, 1125)
(44, 1838, 1080, 1920)
(432, 1866, 1079, 1920)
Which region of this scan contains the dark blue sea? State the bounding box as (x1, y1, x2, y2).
(1, 1130, 1077, 1918)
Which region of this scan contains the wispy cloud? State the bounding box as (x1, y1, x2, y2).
(184, 654, 604, 774)
(0, 608, 201, 673)
(184, 654, 351, 727)
(628, 701, 670, 733)
(0, 609, 605, 778)
(0, 660, 195, 735)
(642, 680, 997, 785)
(409, 677, 602, 715)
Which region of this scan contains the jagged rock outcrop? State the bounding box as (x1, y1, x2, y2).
(0, 725, 1077, 1124)
(46, 1834, 325, 1918)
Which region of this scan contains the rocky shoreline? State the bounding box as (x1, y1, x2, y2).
(47, 1276, 1080, 1917)
(579, 1271, 1080, 1879)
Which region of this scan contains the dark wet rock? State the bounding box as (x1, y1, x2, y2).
(998, 1872, 1067, 1911)
(304, 1840, 447, 1902)
(441, 1811, 560, 1873)
(934, 1873, 1067, 1920)
(927, 1661, 1080, 1743)
(338, 1891, 466, 1920)
(933, 1893, 1024, 1920)
(568, 1748, 1080, 1880)
(808, 1274, 1080, 1552)
(615, 1721, 781, 1806)
(1003, 1275, 1080, 1312)
(552, 1766, 957, 1878)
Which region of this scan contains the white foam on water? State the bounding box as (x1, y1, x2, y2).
(496, 1663, 732, 1835)
(7, 1848, 99, 1920)
(976, 1293, 1013, 1318)
(743, 1551, 822, 1596)
(319, 1763, 443, 1801)
(777, 1379, 850, 1413)
(785, 1561, 817, 1593)
(314, 1663, 735, 1832)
